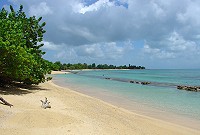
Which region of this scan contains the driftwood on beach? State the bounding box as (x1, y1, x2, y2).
(0, 96, 13, 107)
(40, 97, 51, 109)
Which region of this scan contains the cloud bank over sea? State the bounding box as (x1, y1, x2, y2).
(3, 0, 200, 68)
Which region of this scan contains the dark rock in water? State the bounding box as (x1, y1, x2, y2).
(130, 81, 135, 83)
(141, 82, 151, 85)
(105, 77, 111, 80)
(177, 85, 200, 92)
(141, 82, 150, 85)
(177, 85, 184, 90)
(129, 80, 151, 85)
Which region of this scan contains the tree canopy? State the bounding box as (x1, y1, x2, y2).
(0, 5, 51, 85)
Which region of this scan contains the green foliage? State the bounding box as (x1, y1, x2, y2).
(46, 76, 52, 81)
(53, 61, 62, 71)
(0, 5, 51, 85)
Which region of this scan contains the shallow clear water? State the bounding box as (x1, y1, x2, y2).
(52, 69, 200, 123)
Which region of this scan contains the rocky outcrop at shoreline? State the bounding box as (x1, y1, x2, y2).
(103, 76, 200, 92)
(177, 85, 200, 92)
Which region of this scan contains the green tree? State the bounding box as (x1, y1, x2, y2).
(53, 61, 62, 71)
(0, 5, 50, 85)
(91, 63, 96, 69)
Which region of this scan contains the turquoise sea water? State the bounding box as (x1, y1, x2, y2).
(52, 69, 200, 128)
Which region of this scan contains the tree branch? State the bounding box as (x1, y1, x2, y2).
(0, 96, 13, 107)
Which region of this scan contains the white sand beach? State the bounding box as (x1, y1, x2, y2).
(0, 73, 199, 135)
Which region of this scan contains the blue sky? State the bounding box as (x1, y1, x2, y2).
(82, 0, 99, 6)
(1, 0, 200, 69)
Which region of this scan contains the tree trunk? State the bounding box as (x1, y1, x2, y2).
(0, 96, 13, 107)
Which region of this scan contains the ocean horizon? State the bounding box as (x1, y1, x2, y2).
(52, 69, 200, 130)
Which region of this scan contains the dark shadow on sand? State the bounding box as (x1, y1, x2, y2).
(0, 83, 48, 95)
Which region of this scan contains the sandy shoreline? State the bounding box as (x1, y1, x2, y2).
(0, 79, 200, 134)
(51, 70, 70, 74)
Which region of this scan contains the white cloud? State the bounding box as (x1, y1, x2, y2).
(78, 44, 104, 58)
(149, 0, 166, 19)
(143, 44, 175, 59)
(42, 41, 63, 51)
(48, 41, 134, 63)
(9, 0, 200, 68)
(76, 41, 133, 59)
(177, 1, 200, 26)
(77, 0, 114, 14)
(144, 31, 200, 60)
(55, 48, 77, 60)
(61, 25, 97, 42)
(29, 2, 53, 16)
(167, 31, 198, 52)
